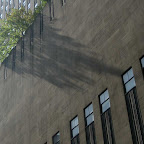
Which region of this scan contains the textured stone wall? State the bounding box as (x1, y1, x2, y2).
(0, 0, 144, 143)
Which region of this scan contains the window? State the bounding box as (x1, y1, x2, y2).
(13, 0, 15, 8)
(1, 0, 3, 5)
(10, 0, 12, 5)
(34, 0, 38, 8)
(70, 116, 80, 144)
(1, 6, 3, 14)
(1, 5, 3, 10)
(19, 0, 21, 9)
(35, 3, 38, 8)
(49, 0, 54, 21)
(122, 68, 144, 144)
(6, 0, 8, 5)
(61, 0, 66, 6)
(12, 46, 16, 70)
(53, 132, 60, 144)
(100, 90, 110, 113)
(99, 89, 115, 144)
(21, 37, 24, 61)
(84, 103, 96, 144)
(23, 0, 26, 6)
(123, 68, 136, 93)
(140, 56, 144, 77)
(4, 58, 8, 80)
(28, 0, 30, 9)
(0, 14, 2, 19)
(6, 5, 8, 11)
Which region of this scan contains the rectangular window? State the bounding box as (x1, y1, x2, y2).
(34, 0, 38, 8)
(21, 37, 24, 61)
(99, 89, 115, 144)
(6, 5, 8, 11)
(84, 103, 96, 144)
(12, 46, 16, 70)
(140, 56, 144, 77)
(19, 0, 21, 9)
(23, 0, 26, 6)
(0, 14, 2, 19)
(1, 0, 3, 5)
(10, 0, 12, 5)
(13, 0, 15, 8)
(53, 132, 60, 144)
(6, 0, 8, 5)
(122, 68, 144, 144)
(30, 24, 34, 51)
(61, 0, 66, 6)
(28, 0, 30, 10)
(123, 68, 136, 93)
(49, 0, 54, 21)
(70, 116, 80, 144)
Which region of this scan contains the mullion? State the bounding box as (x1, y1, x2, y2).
(53, 132, 60, 144)
(124, 76, 136, 94)
(86, 112, 93, 119)
(101, 98, 109, 106)
(101, 108, 110, 116)
(86, 113, 94, 126)
(55, 140, 60, 144)
(124, 76, 134, 85)
(101, 99, 110, 115)
(71, 134, 79, 139)
(72, 124, 79, 131)
(85, 121, 94, 129)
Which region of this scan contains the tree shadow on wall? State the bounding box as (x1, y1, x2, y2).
(4, 19, 122, 90)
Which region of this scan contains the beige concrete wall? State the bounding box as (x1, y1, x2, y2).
(0, 0, 144, 143)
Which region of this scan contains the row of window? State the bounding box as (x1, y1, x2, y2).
(0, 0, 67, 19)
(43, 56, 144, 144)
(0, 0, 40, 19)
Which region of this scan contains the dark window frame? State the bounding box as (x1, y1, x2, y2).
(84, 102, 93, 127)
(61, 0, 66, 6)
(121, 67, 144, 144)
(52, 131, 60, 144)
(121, 67, 136, 94)
(70, 115, 79, 142)
(84, 102, 96, 144)
(98, 88, 110, 114)
(98, 89, 115, 144)
(140, 55, 144, 79)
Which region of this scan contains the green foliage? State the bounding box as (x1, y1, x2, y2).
(0, 0, 47, 63)
(34, 0, 48, 17)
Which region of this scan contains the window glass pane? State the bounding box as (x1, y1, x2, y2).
(125, 78, 136, 92)
(71, 119, 75, 129)
(72, 126, 79, 138)
(100, 93, 105, 104)
(75, 117, 78, 126)
(102, 100, 110, 113)
(85, 107, 89, 117)
(53, 132, 60, 144)
(86, 113, 94, 126)
(71, 117, 78, 129)
(89, 104, 93, 114)
(141, 57, 144, 68)
(104, 90, 109, 101)
(128, 68, 134, 80)
(123, 73, 129, 84)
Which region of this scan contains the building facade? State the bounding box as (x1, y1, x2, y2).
(0, 0, 144, 144)
(0, 0, 41, 19)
